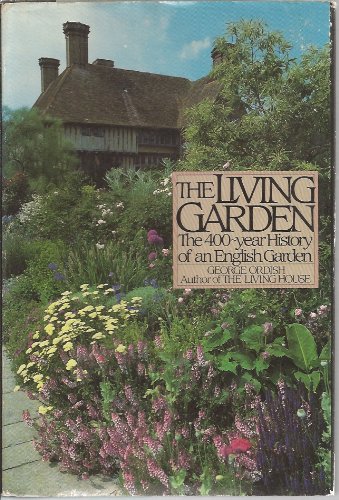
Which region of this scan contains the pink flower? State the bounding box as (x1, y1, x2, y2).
(261, 351, 270, 360)
(147, 229, 158, 238)
(309, 312, 317, 319)
(148, 251, 157, 261)
(263, 322, 273, 335)
(149, 263, 155, 269)
(183, 288, 192, 295)
(295, 308, 303, 317)
(162, 248, 169, 256)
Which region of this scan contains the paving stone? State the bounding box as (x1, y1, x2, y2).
(3, 391, 39, 425)
(2, 420, 37, 448)
(2, 376, 17, 394)
(2, 462, 122, 497)
(2, 440, 41, 470)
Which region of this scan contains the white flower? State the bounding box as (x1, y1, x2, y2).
(116, 202, 124, 208)
(96, 243, 105, 249)
(97, 219, 106, 225)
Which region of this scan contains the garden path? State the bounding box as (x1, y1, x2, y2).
(2, 349, 121, 497)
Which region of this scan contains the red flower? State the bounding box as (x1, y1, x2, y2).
(219, 438, 252, 458)
(229, 437, 252, 453)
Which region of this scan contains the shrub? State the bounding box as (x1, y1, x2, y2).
(2, 172, 29, 215)
(6, 240, 67, 303)
(2, 231, 38, 278)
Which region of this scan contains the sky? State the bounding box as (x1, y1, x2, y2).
(2, 1, 330, 109)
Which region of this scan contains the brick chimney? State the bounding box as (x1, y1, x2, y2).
(63, 22, 90, 67)
(211, 47, 223, 66)
(39, 58, 60, 92)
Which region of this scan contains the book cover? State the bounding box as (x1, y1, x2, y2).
(2, 0, 334, 496)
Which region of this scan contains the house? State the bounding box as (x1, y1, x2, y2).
(34, 22, 221, 181)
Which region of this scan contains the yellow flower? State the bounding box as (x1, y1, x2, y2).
(52, 337, 63, 345)
(65, 312, 75, 319)
(47, 347, 57, 355)
(92, 333, 106, 340)
(33, 374, 43, 382)
(83, 305, 94, 312)
(80, 284, 89, 289)
(25, 348, 32, 354)
(61, 291, 72, 296)
(39, 340, 49, 347)
(50, 316, 58, 322)
(88, 312, 97, 319)
(44, 314, 51, 321)
(63, 342, 73, 352)
(82, 292, 90, 297)
(96, 284, 105, 289)
(26, 362, 35, 368)
(95, 306, 105, 311)
(131, 297, 142, 303)
(17, 364, 26, 374)
(13, 385, 20, 392)
(66, 359, 77, 371)
(105, 324, 118, 332)
(32, 331, 40, 339)
(38, 405, 53, 415)
(115, 344, 127, 353)
(92, 291, 99, 295)
(45, 324, 55, 336)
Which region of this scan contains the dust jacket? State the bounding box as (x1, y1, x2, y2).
(2, 0, 334, 497)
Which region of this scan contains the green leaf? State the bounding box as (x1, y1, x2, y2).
(266, 345, 288, 358)
(229, 352, 255, 369)
(286, 323, 318, 372)
(240, 325, 263, 352)
(294, 370, 321, 391)
(321, 392, 331, 426)
(239, 372, 261, 391)
(319, 342, 331, 361)
(198, 469, 212, 496)
(169, 469, 186, 491)
(254, 357, 270, 374)
(217, 355, 238, 374)
(203, 329, 232, 351)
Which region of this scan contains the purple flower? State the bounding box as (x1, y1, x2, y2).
(148, 251, 157, 261)
(48, 262, 58, 271)
(54, 272, 65, 281)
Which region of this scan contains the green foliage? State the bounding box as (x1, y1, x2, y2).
(3, 292, 45, 372)
(181, 20, 330, 204)
(3, 232, 38, 278)
(3, 172, 29, 215)
(64, 235, 148, 292)
(285, 323, 318, 372)
(3, 107, 79, 194)
(7, 240, 67, 303)
(125, 286, 170, 322)
(105, 165, 173, 243)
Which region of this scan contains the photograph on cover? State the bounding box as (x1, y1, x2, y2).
(2, 0, 334, 496)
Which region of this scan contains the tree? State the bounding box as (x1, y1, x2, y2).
(180, 20, 331, 181)
(3, 107, 79, 193)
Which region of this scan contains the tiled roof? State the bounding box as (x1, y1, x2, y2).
(34, 63, 220, 129)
